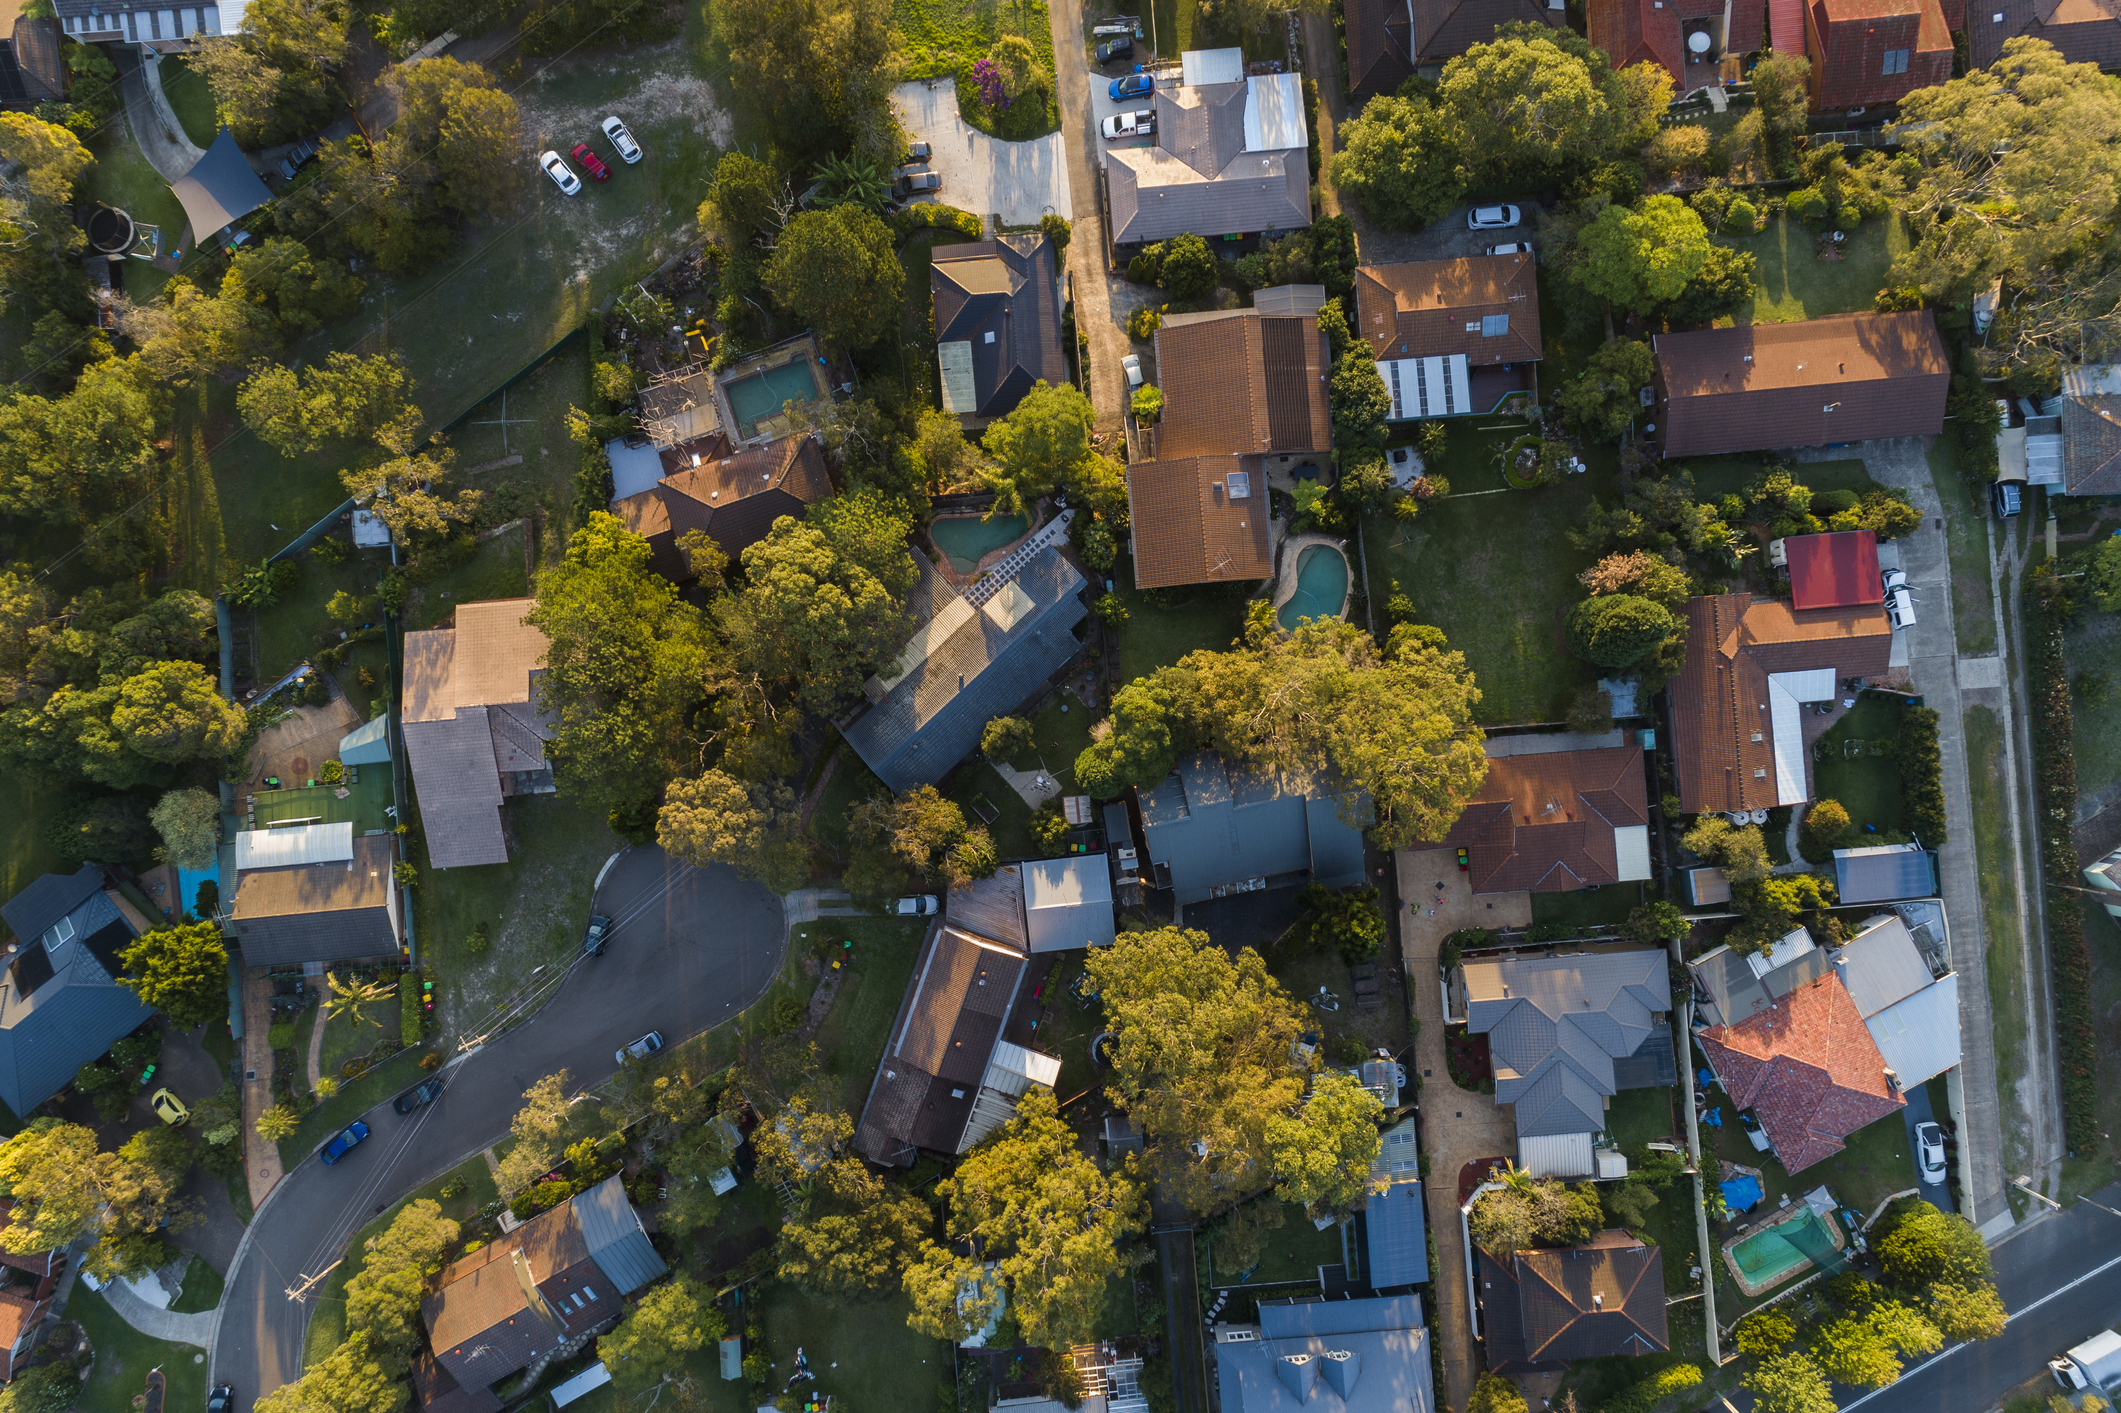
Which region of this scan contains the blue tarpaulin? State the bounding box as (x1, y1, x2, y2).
(1721, 1175, 1763, 1212)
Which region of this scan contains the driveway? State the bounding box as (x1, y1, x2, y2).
(208, 849, 784, 1411)
(890, 80, 1074, 226)
(1044, 0, 1131, 433)
(1901, 1080, 1955, 1213)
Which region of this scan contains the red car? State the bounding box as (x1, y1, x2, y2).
(570, 142, 610, 182)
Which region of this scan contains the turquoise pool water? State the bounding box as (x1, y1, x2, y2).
(1729, 1207, 1836, 1286)
(1277, 544, 1349, 630)
(931, 513, 1030, 572)
(724, 360, 822, 434)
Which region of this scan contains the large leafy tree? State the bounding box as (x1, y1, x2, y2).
(1572, 196, 1711, 309)
(149, 787, 221, 871)
(763, 205, 905, 349)
(1566, 594, 1677, 671)
(379, 58, 524, 221)
(0, 356, 162, 522)
(1074, 677, 1177, 798)
(0, 1119, 190, 1278)
(529, 513, 718, 819)
(702, 151, 788, 253)
(344, 1200, 460, 1354)
(1329, 351, 1392, 457)
(109, 661, 248, 765)
(187, 0, 348, 144)
(710, 0, 894, 134)
(223, 237, 365, 338)
(658, 770, 809, 894)
(236, 351, 413, 458)
(1329, 95, 1466, 230)
(1086, 928, 1311, 1211)
(844, 786, 997, 897)
(1876, 1201, 1994, 1287)
(601, 1276, 723, 1392)
(253, 1333, 405, 1413)
(1807, 1302, 1942, 1390)
(779, 1189, 932, 1299)
(0, 112, 93, 281)
(119, 921, 229, 1030)
(979, 381, 1122, 518)
(1743, 1353, 1837, 1413)
(1262, 1072, 1383, 1213)
(907, 1086, 1148, 1346)
(1438, 26, 1622, 185)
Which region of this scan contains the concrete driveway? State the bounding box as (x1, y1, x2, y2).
(890, 80, 1073, 226)
(1901, 1080, 1956, 1213)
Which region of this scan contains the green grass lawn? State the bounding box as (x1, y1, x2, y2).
(755, 1285, 946, 1413)
(800, 917, 930, 1109)
(156, 56, 222, 149)
(810, 744, 891, 859)
(1037, 951, 1105, 1100)
(1202, 1199, 1342, 1287)
(278, 1044, 425, 1169)
(1718, 211, 1907, 325)
(80, 126, 184, 305)
(1927, 439, 1997, 658)
(2068, 611, 2121, 801)
(1361, 426, 1613, 725)
(0, 763, 65, 919)
(1111, 552, 1253, 684)
(441, 338, 597, 549)
(318, 985, 403, 1080)
(1810, 692, 1909, 835)
(169, 1255, 225, 1315)
(71, 1286, 208, 1413)
(941, 758, 1038, 859)
(1144, 0, 1280, 62)
(1022, 687, 1096, 778)
(403, 527, 532, 630)
(898, 0, 1060, 139)
(1605, 1084, 1680, 1154)
(1529, 885, 1644, 932)
(1964, 705, 2028, 1182)
(1679, 457, 1877, 502)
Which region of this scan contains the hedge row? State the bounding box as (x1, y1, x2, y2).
(2029, 596, 2100, 1151)
(1600, 1363, 1704, 1413)
(1898, 705, 1948, 845)
(892, 203, 982, 239)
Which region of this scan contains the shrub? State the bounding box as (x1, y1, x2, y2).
(1811, 487, 1860, 516)
(318, 759, 344, 785)
(1567, 594, 1677, 671)
(1158, 233, 1217, 300)
(464, 923, 490, 956)
(268, 1023, 295, 1050)
(402, 973, 424, 1046)
(1725, 196, 1759, 231)
(1132, 386, 1163, 424)
(2029, 589, 2098, 1149)
(767, 991, 807, 1035)
(1600, 1364, 1703, 1413)
(1799, 798, 1851, 864)
(510, 1179, 574, 1220)
(1897, 706, 1947, 845)
(1126, 305, 1162, 340)
(891, 204, 982, 239)
(981, 715, 1036, 765)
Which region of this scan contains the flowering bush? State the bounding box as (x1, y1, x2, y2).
(971, 57, 1009, 109)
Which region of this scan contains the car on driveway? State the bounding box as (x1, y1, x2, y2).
(319, 1121, 370, 1165)
(893, 895, 939, 916)
(1992, 480, 2023, 518)
(571, 142, 611, 182)
(1096, 35, 1133, 64)
(601, 114, 642, 163)
(1916, 1121, 1947, 1184)
(1887, 585, 1917, 629)
(276, 138, 319, 183)
(1486, 241, 1533, 257)
(1109, 71, 1153, 101)
(540, 150, 580, 195)
(394, 1077, 445, 1115)
(903, 140, 932, 162)
(896, 171, 943, 198)
(1102, 109, 1156, 140)
(582, 912, 614, 956)
(1467, 204, 1520, 229)
(150, 1088, 188, 1126)
(1121, 353, 1143, 389)
(618, 1031, 665, 1065)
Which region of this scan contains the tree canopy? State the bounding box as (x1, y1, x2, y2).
(658, 770, 808, 894)
(1328, 95, 1466, 230)
(119, 921, 229, 1031)
(1572, 196, 1712, 308)
(762, 205, 905, 348)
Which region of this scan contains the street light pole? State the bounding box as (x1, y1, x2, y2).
(2015, 1174, 2121, 1221)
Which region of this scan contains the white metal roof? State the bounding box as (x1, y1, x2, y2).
(1245, 72, 1305, 151)
(1866, 971, 1960, 1088)
(1378, 355, 1470, 421)
(234, 821, 354, 871)
(1747, 926, 1816, 978)
(1765, 670, 1833, 805)
(1181, 46, 1244, 84)
(551, 1362, 614, 1407)
(1517, 1132, 1595, 1179)
(1613, 824, 1651, 882)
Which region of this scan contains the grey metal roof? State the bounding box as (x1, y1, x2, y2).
(1610, 1030, 1676, 1090)
(1306, 797, 1366, 888)
(1831, 914, 1935, 1019)
(1139, 752, 1367, 905)
(1833, 845, 1936, 904)
(169, 128, 270, 240)
(0, 865, 101, 944)
(1107, 147, 1313, 245)
(1462, 950, 1670, 1135)
(843, 549, 1087, 793)
(1021, 857, 1116, 952)
(572, 1175, 668, 1294)
(1220, 1297, 1434, 1413)
(1688, 937, 1832, 1029)
(1364, 1182, 1429, 1289)
(0, 883, 153, 1115)
(1865, 970, 1960, 1088)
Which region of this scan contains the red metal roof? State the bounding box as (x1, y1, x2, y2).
(1785, 530, 1883, 611)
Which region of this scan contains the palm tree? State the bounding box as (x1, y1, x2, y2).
(324, 971, 398, 1029)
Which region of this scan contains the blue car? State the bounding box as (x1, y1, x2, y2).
(1109, 72, 1153, 101)
(319, 1120, 370, 1165)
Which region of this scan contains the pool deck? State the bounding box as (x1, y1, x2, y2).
(1271, 534, 1352, 629)
(929, 509, 1059, 592)
(716, 333, 827, 445)
(1720, 1190, 1847, 1297)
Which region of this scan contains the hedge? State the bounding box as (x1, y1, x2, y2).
(2029, 587, 2099, 1150)
(1897, 705, 1948, 845)
(1601, 1364, 1703, 1413)
(892, 203, 982, 239)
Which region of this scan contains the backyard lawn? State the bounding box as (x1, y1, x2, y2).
(1810, 692, 1911, 836)
(756, 1286, 946, 1413)
(1679, 457, 1876, 502)
(800, 917, 931, 1109)
(157, 56, 221, 149)
(72, 1287, 208, 1413)
(1529, 885, 1643, 932)
(1110, 552, 1253, 684)
(2068, 609, 2121, 803)
(1964, 705, 2030, 1185)
(1719, 211, 1907, 325)
(1361, 425, 1612, 726)
(80, 125, 184, 305)
(1201, 1198, 1343, 1288)
(1927, 439, 1998, 658)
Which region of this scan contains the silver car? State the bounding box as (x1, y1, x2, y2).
(617, 1030, 664, 1065)
(601, 115, 642, 164)
(539, 150, 580, 195)
(1467, 204, 1521, 229)
(1916, 1121, 1947, 1185)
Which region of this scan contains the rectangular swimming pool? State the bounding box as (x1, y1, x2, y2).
(723, 360, 822, 437)
(1726, 1206, 1839, 1292)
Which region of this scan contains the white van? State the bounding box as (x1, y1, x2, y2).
(1886, 586, 1917, 630)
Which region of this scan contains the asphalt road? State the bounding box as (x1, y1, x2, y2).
(207, 848, 785, 1411)
(1713, 1181, 2121, 1413)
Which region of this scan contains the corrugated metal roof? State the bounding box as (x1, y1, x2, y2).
(1833, 845, 1936, 903)
(573, 1175, 669, 1294)
(1833, 913, 1934, 1016)
(1181, 46, 1245, 83)
(1516, 1132, 1595, 1178)
(234, 822, 354, 871)
(1365, 1180, 1430, 1288)
(1022, 858, 1116, 952)
(337, 715, 390, 765)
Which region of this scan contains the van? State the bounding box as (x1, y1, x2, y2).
(1886, 586, 1917, 630)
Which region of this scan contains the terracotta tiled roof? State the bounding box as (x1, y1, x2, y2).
(1411, 0, 1561, 61)
(1431, 746, 1647, 893)
(1806, 0, 1951, 111)
(614, 435, 833, 580)
(1697, 971, 1904, 1172)
(1668, 594, 1892, 814)
(1587, 0, 1723, 89)
(1154, 311, 1330, 460)
(1126, 455, 1275, 589)
(1355, 255, 1542, 366)
(1655, 312, 1950, 458)
(1346, 0, 1415, 97)
(1785, 531, 1882, 611)
(1478, 1231, 1668, 1370)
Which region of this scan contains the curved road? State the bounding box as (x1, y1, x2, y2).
(208, 848, 786, 1411)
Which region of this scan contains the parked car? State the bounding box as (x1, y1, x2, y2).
(1102, 109, 1156, 140)
(1740, 1110, 1770, 1152)
(893, 895, 940, 916)
(1109, 71, 1153, 100)
(150, 1088, 188, 1126)
(1467, 204, 1521, 230)
(394, 1077, 446, 1115)
(1121, 353, 1143, 389)
(276, 138, 319, 183)
(1915, 1121, 1947, 1185)
(1881, 567, 1909, 593)
(1486, 241, 1533, 257)
(208, 1386, 235, 1413)
(893, 162, 932, 183)
(617, 1031, 666, 1065)
(903, 140, 932, 162)
(540, 151, 581, 195)
(1886, 585, 1917, 630)
(571, 142, 611, 182)
(1096, 35, 1134, 63)
(582, 912, 614, 957)
(1992, 480, 2023, 519)
(601, 114, 642, 163)
(895, 171, 943, 197)
(319, 1120, 370, 1166)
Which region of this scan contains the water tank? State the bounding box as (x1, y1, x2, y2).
(86, 203, 133, 256)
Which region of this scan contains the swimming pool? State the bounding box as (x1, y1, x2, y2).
(1726, 1206, 1838, 1291)
(723, 360, 822, 436)
(931, 513, 1030, 572)
(1277, 544, 1349, 630)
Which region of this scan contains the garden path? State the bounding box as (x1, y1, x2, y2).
(240, 972, 286, 1208)
(305, 982, 329, 1093)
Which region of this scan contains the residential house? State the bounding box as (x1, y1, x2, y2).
(1971, 0, 2121, 75)
(1022, 857, 1117, 952)
(1213, 1294, 1436, 1413)
(0, 12, 61, 109)
(1150, 307, 1332, 462)
(401, 600, 555, 869)
(853, 866, 1082, 1166)
(610, 435, 834, 581)
(1362, 1118, 1429, 1291)
(1124, 455, 1274, 589)
(1454, 950, 1674, 1158)
(0, 1200, 63, 1380)
(1804, 0, 1952, 112)
(2050, 364, 2121, 495)
(1346, 0, 1562, 96)
(421, 1175, 666, 1398)
(1136, 750, 1367, 908)
(56, 0, 243, 44)
(1691, 938, 1906, 1172)
(933, 236, 1067, 422)
(1783, 529, 1883, 612)
(1424, 743, 1651, 894)
(1832, 911, 1960, 1089)
(1653, 312, 1950, 458)
(0, 866, 156, 1117)
(1667, 593, 1894, 815)
(412, 1352, 502, 1413)
(1833, 843, 1937, 903)
(841, 547, 1086, 793)
(227, 823, 400, 967)
(1477, 1231, 1669, 1371)
(1105, 62, 1311, 246)
(1354, 254, 1542, 420)
(1588, 0, 1735, 96)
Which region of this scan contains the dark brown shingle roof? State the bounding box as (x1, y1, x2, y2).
(1479, 1232, 1669, 1370)
(1355, 255, 1542, 365)
(2063, 392, 2121, 495)
(612, 435, 833, 579)
(1126, 456, 1275, 589)
(1971, 0, 2121, 72)
(1655, 312, 1950, 458)
(1410, 0, 1561, 61)
(1345, 0, 1415, 97)
(1154, 311, 1330, 460)
(1430, 746, 1647, 893)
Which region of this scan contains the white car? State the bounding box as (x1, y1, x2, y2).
(540, 150, 581, 195)
(1101, 109, 1155, 140)
(1121, 353, 1143, 389)
(617, 1030, 664, 1065)
(1915, 1121, 1947, 1185)
(601, 115, 642, 164)
(1887, 585, 1917, 629)
(1467, 204, 1521, 230)
(1487, 241, 1533, 257)
(1881, 567, 1909, 593)
(892, 895, 939, 916)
